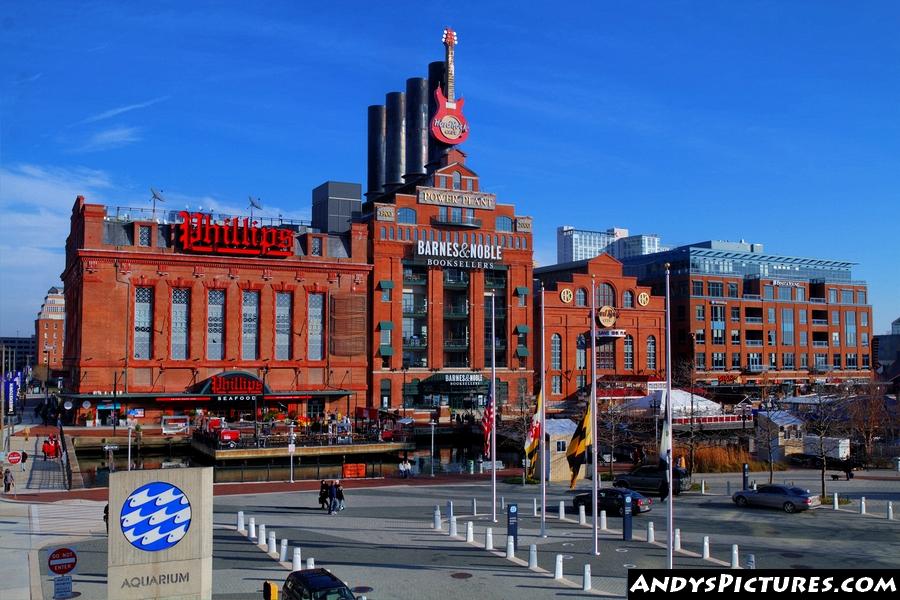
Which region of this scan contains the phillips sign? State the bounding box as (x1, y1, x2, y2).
(177, 212, 294, 258)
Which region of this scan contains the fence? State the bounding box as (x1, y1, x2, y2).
(57, 423, 73, 491)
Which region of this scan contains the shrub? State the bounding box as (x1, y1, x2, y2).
(691, 446, 787, 473)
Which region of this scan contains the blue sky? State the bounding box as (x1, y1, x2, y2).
(1, 1, 898, 337)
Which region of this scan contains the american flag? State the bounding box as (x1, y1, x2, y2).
(482, 389, 494, 458)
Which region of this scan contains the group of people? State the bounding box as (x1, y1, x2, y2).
(42, 433, 62, 460)
(318, 480, 346, 514)
(398, 458, 413, 479)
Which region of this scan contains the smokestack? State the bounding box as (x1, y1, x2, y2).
(427, 60, 448, 172)
(366, 104, 386, 199)
(404, 77, 428, 181)
(384, 91, 406, 191)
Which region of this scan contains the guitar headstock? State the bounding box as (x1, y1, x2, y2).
(442, 27, 458, 48)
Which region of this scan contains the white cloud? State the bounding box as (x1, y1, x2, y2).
(76, 126, 142, 152)
(72, 96, 170, 126)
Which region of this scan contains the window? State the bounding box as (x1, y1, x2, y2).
(380, 327, 391, 346)
(381, 287, 391, 302)
(624, 336, 634, 370)
(708, 282, 723, 297)
(861, 332, 868, 347)
(556, 441, 567, 452)
(712, 352, 725, 370)
(692, 281, 703, 296)
(452, 171, 461, 190)
(696, 305, 705, 321)
(799, 309, 807, 324)
(576, 375, 586, 390)
(831, 310, 839, 325)
(781, 308, 794, 345)
(695, 352, 706, 369)
(846, 353, 858, 369)
(598, 283, 615, 307)
(380, 379, 391, 408)
(575, 289, 587, 307)
(800, 331, 807, 346)
(134, 287, 153, 359)
(138, 225, 152, 247)
(841, 290, 853, 304)
(783, 353, 795, 369)
(764, 285, 774, 300)
(623, 290, 634, 308)
(731, 329, 740, 344)
(728, 283, 739, 298)
(845, 311, 856, 346)
(308, 293, 325, 361)
(833, 353, 841, 369)
(397, 208, 416, 224)
(207, 289, 225, 360)
(575, 335, 587, 369)
(551, 334, 562, 370)
(862, 354, 870, 368)
(694, 329, 705, 344)
(767, 307, 776, 323)
(829, 289, 837, 303)
(768, 331, 776, 346)
(778, 286, 791, 301)
(800, 353, 808, 368)
(171, 288, 190, 360)
(241, 290, 260, 360)
(731, 306, 740, 322)
(769, 353, 776, 368)
(495, 216, 513, 232)
(712, 329, 725, 345)
(832, 331, 840, 346)
(597, 340, 614, 369)
(861, 312, 868, 327)
(646, 336, 657, 370)
(796, 287, 805, 302)
(732, 352, 741, 368)
(551, 375, 562, 395)
(275, 292, 292, 360)
(857, 291, 866, 305)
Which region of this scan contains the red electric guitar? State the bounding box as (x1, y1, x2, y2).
(431, 27, 470, 145)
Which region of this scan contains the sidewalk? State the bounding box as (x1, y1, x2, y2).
(3, 431, 68, 497)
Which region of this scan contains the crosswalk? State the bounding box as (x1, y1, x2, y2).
(30, 501, 106, 537)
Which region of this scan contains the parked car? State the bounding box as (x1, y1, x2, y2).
(573, 488, 652, 516)
(613, 465, 691, 496)
(732, 485, 821, 513)
(787, 453, 861, 472)
(282, 569, 356, 600)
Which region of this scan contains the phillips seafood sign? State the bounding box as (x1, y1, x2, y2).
(177, 212, 294, 257)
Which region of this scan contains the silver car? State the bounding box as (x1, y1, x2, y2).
(732, 485, 821, 513)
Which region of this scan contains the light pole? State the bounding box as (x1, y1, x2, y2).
(289, 420, 295, 483)
(127, 424, 133, 471)
(429, 420, 436, 477)
(689, 332, 696, 476)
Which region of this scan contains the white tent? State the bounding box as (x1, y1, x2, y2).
(620, 389, 723, 417)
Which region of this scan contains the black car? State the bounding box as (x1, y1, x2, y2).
(573, 488, 652, 516)
(612, 465, 691, 496)
(282, 569, 356, 600)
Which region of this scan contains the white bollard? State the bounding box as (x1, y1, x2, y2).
(533, 497, 538, 517)
(582, 564, 592, 591)
(248, 517, 257, 540)
(888, 502, 894, 521)
(267, 531, 276, 554)
(554, 554, 564, 580)
(833, 492, 839, 510)
(237, 511, 245, 532)
(860, 497, 867, 515)
(600, 510, 607, 530)
(466, 520, 474, 543)
(306, 557, 315, 570)
(472, 497, 477, 516)
(727, 481, 732, 496)
(529, 544, 538, 568)
(559, 500, 565, 520)
(752, 482, 757, 491)
(279, 539, 288, 562)
(292, 547, 302, 571)
(731, 544, 740, 569)
(506, 536, 515, 559)
(702, 536, 710, 559)
(449, 516, 458, 537)
(447, 500, 454, 520)
(578, 504, 586, 525)
(701, 480, 706, 495)
(501, 496, 506, 511)
(258, 524, 266, 545)
(674, 528, 681, 551)
(485, 527, 494, 551)
(745, 553, 756, 569)
(433, 506, 442, 530)
(647, 522, 655, 544)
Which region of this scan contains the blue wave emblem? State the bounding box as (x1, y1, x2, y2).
(120, 482, 192, 552)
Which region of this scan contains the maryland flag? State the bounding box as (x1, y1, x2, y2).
(566, 404, 592, 488)
(524, 390, 543, 479)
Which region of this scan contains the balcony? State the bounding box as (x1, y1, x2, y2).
(810, 298, 826, 304)
(444, 305, 470, 319)
(431, 215, 483, 228)
(485, 306, 506, 319)
(403, 337, 428, 350)
(745, 365, 767, 373)
(812, 341, 829, 348)
(403, 273, 427, 286)
(811, 319, 828, 326)
(444, 339, 470, 351)
(744, 340, 763, 347)
(743, 294, 761, 300)
(745, 317, 763, 324)
(402, 302, 428, 316)
(812, 364, 832, 373)
(444, 276, 470, 289)
(485, 277, 507, 289)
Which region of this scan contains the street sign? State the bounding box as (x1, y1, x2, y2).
(287, 444, 296, 454)
(103, 445, 119, 451)
(53, 575, 73, 599)
(507, 503, 519, 550)
(7, 451, 22, 465)
(48, 547, 77, 575)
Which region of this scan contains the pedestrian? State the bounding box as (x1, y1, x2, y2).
(103, 503, 109, 533)
(21, 451, 28, 472)
(403, 458, 412, 479)
(398, 459, 407, 479)
(3, 469, 13, 494)
(42, 440, 50, 460)
(318, 480, 329, 510)
(327, 480, 338, 515)
(54, 438, 62, 460)
(336, 483, 345, 511)
(845, 465, 853, 481)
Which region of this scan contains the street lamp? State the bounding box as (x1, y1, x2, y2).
(289, 420, 295, 483)
(429, 419, 436, 477)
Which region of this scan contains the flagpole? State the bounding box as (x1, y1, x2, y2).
(491, 292, 497, 523)
(665, 263, 674, 569)
(591, 276, 599, 555)
(540, 282, 547, 538)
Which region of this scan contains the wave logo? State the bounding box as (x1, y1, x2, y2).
(120, 482, 192, 552)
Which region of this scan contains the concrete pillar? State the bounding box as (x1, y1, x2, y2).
(447, 500, 454, 520)
(731, 545, 739, 569)
(528, 544, 538, 569)
(674, 528, 681, 552)
(833, 492, 839, 510)
(578, 504, 586, 525)
(702, 536, 710, 560)
(860, 497, 867, 515)
(701, 480, 706, 495)
(533, 497, 538, 517)
(506, 536, 515, 559)
(248, 517, 256, 540)
(449, 516, 458, 537)
(647, 522, 655, 544)
(485, 527, 493, 551)
(279, 539, 288, 562)
(472, 498, 477, 516)
(466, 520, 473, 543)
(600, 510, 607, 531)
(306, 557, 315, 570)
(237, 511, 244, 532)
(267, 531, 276, 554)
(582, 564, 592, 591)
(292, 548, 302, 571)
(433, 506, 442, 530)
(258, 524, 266, 546)
(888, 501, 894, 521)
(554, 554, 564, 580)
(501, 496, 506, 511)
(559, 500, 565, 520)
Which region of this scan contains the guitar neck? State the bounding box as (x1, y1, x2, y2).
(446, 45, 455, 102)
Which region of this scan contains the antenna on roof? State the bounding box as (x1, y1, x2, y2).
(150, 187, 167, 218)
(248, 196, 262, 220)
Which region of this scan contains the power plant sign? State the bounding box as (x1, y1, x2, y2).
(432, 27, 470, 145)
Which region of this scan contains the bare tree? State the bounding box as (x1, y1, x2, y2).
(804, 386, 851, 498)
(755, 413, 781, 484)
(847, 382, 889, 468)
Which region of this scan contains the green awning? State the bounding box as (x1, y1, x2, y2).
(515, 286, 529, 296)
(379, 345, 394, 356)
(379, 280, 394, 289)
(379, 321, 394, 330)
(515, 324, 530, 334)
(516, 346, 530, 357)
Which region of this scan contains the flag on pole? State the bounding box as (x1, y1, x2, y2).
(565, 405, 592, 488)
(524, 390, 543, 478)
(658, 390, 672, 495)
(482, 389, 494, 458)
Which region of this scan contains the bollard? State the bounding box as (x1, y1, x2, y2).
(752, 482, 757, 491)
(237, 511, 245, 532)
(559, 500, 565, 520)
(702, 536, 710, 560)
(449, 516, 458, 537)
(647, 522, 655, 544)
(447, 500, 454, 521)
(731, 544, 740, 569)
(579, 504, 586, 525)
(501, 496, 506, 511)
(529, 544, 538, 569)
(248, 517, 257, 541)
(292, 547, 302, 571)
(727, 481, 731, 496)
(485, 527, 494, 551)
(258, 524, 266, 546)
(472, 497, 477, 516)
(533, 497, 538, 517)
(267, 531, 276, 554)
(466, 520, 474, 543)
(833, 492, 839, 510)
(306, 557, 315, 570)
(860, 497, 867, 515)
(600, 510, 607, 531)
(279, 539, 288, 562)
(888, 502, 894, 521)
(433, 506, 442, 530)
(582, 564, 592, 591)
(506, 536, 515, 559)
(554, 554, 564, 580)
(674, 528, 681, 552)
(745, 553, 756, 570)
(701, 480, 706, 495)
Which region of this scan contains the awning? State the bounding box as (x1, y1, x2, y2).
(379, 345, 394, 356)
(516, 346, 530, 357)
(379, 321, 394, 330)
(515, 286, 529, 296)
(515, 324, 530, 334)
(379, 280, 394, 289)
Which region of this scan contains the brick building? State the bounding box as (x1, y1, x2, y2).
(35, 285, 65, 373)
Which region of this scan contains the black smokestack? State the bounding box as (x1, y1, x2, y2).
(384, 91, 406, 191)
(366, 104, 386, 199)
(404, 77, 428, 182)
(426, 60, 448, 172)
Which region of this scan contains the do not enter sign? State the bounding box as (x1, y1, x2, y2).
(7, 451, 22, 465)
(48, 547, 77, 575)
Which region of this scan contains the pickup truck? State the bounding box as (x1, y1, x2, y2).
(612, 465, 691, 497)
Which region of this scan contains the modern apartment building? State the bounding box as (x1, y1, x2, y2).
(557, 226, 664, 263)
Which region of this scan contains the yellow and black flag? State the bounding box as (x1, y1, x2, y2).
(524, 390, 543, 479)
(565, 405, 592, 488)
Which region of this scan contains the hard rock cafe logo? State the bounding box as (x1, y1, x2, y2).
(431, 27, 470, 146)
(177, 212, 294, 258)
(597, 305, 618, 328)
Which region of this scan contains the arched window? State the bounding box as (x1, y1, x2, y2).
(452, 172, 462, 190)
(624, 335, 634, 370)
(397, 208, 417, 224)
(646, 336, 657, 371)
(496, 216, 513, 232)
(575, 288, 587, 307)
(380, 227, 386, 240)
(551, 334, 562, 370)
(623, 290, 634, 308)
(597, 283, 615, 307)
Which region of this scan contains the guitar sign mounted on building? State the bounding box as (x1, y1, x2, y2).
(431, 28, 470, 145)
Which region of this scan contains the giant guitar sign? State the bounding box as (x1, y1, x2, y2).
(431, 28, 470, 145)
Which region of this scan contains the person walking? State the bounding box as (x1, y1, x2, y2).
(398, 459, 407, 479)
(3, 469, 14, 494)
(20, 451, 28, 472)
(318, 480, 329, 510)
(402, 458, 412, 479)
(103, 503, 109, 533)
(327, 480, 338, 515)
(336, 483, 345, 511)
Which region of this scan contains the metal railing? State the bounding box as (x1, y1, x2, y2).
(811, 319, 828, 325)
(106, 206, 310, 228)
(57, 424, 73, 491)
(403, 274, 427, 285)
(745, 317, 763, 324)
(431, 215, 482, 228)
(403, 338, 428, 349)
(444, 305, 470, 318)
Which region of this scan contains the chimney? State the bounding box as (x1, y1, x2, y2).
(384, 91, 406, 192)
(426, 60, 448, 172)
(404, 77, 429, 182)
(366, 105, 386, 199)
